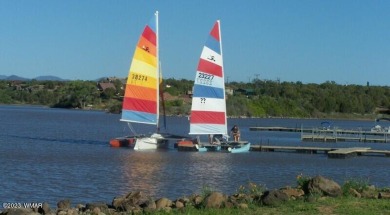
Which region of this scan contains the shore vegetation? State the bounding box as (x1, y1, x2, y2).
(0, 78, 389, 119)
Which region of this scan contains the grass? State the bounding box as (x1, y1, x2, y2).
(147, 197, 390, 215)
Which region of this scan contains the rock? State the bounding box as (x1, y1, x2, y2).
(92, 207, 100, 215)
(261, 190, 289, 206)
(65, 208, 78, 215)
(349, 188, 361, 198)
(238, 203, 249, 209)
(204, 192, 226, 209)
(280, 187, 305, 199)
(306, 175, 342, 197)
(111, 191, 149, 211)
(139, 199, 156, 211)
(155, 198, 172, 209)
(56, 200, 71, 211)
(1, 208, 33, 215)
(378, 192, 390, 199)
(85, 202, 108, 212)
(174, 200, 184, 209)
(361, 189, 378, 199)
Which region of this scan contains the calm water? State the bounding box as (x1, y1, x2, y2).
(1, 105, 390, 206)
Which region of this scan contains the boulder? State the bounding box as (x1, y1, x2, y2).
(155, 198, 172, 209)
(1, 208, 34, 215)
(174, 200, 184, 209)
(85, 202, 108, 212)
(111, 191, 149, 211)
(204, 192, 227, 208)
(378, 192, 390, 199)
(280, 187, 305, 199)
(261, 190, 289, 206)
(57, 199, 71, 211)
(306, 175, 342, 197)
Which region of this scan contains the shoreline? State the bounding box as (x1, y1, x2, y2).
(2, 175, 390, 214)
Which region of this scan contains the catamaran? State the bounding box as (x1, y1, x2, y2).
(110, 11, 183, 150)
(177, 20, 251, 153)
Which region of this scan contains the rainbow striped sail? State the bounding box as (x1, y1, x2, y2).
(121, 11, 159, 125)
(189, 20, 227, 135)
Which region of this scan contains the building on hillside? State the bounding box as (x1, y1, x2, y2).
(97, 82, 116, 91)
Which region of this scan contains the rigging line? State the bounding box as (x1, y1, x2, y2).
(127, 122, 137, 136)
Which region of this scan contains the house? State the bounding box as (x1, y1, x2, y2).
(97, 82, 116, 91)
(234, 88, 256, 96)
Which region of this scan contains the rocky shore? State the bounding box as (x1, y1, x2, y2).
(2, 175, 390, 215)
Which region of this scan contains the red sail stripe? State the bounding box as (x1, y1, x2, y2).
(190, 111, 225, 124)
(197, 59, 222, 77)
(122, 97, 157, 114)
(142, 26, 156, 46)
(210, 22, 220, 41)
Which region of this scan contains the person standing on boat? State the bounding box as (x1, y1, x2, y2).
(231, 125, 240, 142)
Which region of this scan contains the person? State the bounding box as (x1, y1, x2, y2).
(209, 134, 221, 145)
(231, 125, 240, 142)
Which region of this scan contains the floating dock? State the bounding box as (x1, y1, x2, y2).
(250, 145, 390, 159)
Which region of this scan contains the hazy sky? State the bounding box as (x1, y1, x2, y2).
(1, 0, 389, 86)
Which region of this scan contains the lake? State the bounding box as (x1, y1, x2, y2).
(1, 105, 390, 206)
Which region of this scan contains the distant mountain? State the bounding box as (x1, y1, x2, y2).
(6, 75, 29, 81)
(0, 75, 67, 81)
(34, 75, 67, 81)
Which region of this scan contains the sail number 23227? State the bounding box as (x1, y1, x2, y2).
(196, 72, 214, 86)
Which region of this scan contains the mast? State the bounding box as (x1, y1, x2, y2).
(218, 20, 228, 135)
(155, 11, 160, 131)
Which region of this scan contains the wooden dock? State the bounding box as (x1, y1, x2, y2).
(250, 145, 390, 158)
(250, 126, 390, 143)
(301, 134, 389, 143)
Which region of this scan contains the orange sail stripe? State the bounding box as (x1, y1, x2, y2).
(122, 97, 157, 114)
(124, 84, 156, 101)
(137, 36, 156, 57)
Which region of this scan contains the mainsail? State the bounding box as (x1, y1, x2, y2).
(121, 11, 159, 125)
(189, 20, 227, 135)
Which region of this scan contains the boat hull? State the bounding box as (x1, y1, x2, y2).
(227, 141, 251, 153)
(109, 137, 136, 148)
(176, 139, 221, 152)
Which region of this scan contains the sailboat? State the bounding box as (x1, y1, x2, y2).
(177, 20, 251, 153)
(109, 11, 173, 150)
(177, 20, 228, 152)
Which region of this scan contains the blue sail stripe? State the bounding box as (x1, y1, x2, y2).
(205, 36, 220, 54)
(121, 110, 157, 124)
(193, 84, 224, 99)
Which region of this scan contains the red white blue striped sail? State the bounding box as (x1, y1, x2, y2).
(189, 20, 227, 135)
(121, 11, 159, 125)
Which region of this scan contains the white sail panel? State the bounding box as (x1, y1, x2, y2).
(189, 124, 227, 135)
(191, 98, 226, 112)
(200, 46, 222, 67)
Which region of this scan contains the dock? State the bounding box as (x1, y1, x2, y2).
(250, 126, 390, 143)
(250, 145, 390, 158)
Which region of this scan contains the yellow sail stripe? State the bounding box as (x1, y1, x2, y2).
(133, 47, 157, 68)
(126, 70, 157, 89)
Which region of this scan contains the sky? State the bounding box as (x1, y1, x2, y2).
(0, 0, 389, 86)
